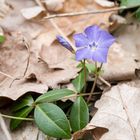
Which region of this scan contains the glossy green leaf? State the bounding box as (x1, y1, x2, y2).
(72, 69, 88, 93)
(35, 89, 74, 103)
(70, 97, 89, 132)
(34, 103, 71, 139)
(0, 35, 5, 43)
(10, 106, 33, 130)
(12, 95, 34, 112)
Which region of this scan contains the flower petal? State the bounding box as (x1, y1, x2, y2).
(56, 35, 73, 51)
(73, 33, 88, 48)
(75, 47, 92, 61)
(84, 25, 101, 42)
(92, 48, 109, 63)
(97, 30, 115, 49)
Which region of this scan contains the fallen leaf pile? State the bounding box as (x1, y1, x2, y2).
(1, 0, 140, 140)
(0, 0, 116, 100)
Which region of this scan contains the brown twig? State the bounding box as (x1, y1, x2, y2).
(98, 76, 111, 87)
(45, 5, 140, 19)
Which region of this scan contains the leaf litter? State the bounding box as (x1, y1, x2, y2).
(1, 0, 140, 140)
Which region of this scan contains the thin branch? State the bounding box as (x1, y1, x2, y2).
(45, 5, 140, 19)
(0, 114, 12, 140)
(83, 60, 87, 92)
(61, 92, 101, 100)
(98, 76, 111, 87)
(0, 71, 14, 79)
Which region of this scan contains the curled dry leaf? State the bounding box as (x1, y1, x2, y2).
(85, 83, 140, 140)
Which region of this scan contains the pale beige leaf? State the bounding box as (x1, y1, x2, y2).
(95, 0, 115, 7)
(86, 83, 140, 140)
(21, 6, 44, 19)
(44, 0, 65, 12)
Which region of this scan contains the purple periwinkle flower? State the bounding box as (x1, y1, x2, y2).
(73, 25, 115, 63)
(56, 35, 73, 52)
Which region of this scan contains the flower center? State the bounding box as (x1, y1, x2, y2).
(89, 42, 98, 51)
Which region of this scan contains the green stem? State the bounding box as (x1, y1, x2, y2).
(83, 59, 87, 92)
(61, 92, 101, 100)
(0, 113, 34, 121)
(87, 62, 103, 102)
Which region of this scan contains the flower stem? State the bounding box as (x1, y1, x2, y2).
(83, 60, 87, 92)
(0, 113, 34, 121)
(87, 63, 103, 102)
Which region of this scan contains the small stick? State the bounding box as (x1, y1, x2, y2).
(45, 5, 140, 19)
(98, 76, 111, 87)
(61, 92, 101, 100)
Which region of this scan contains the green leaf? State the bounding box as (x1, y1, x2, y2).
(10, 106, 33, 130)
(70, 97, 89, 132)
(12, 95, 34, 112)
(72, 69, 88, 93)
(120, 0, 140, 6)
(0, 35, 5, 43)
(120, 0, 140, 20)
(85, 63, 96, 73)
(35, 89, 75, 103)
(34, 103, 71, 139)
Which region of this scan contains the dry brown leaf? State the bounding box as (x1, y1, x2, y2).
(115, 19, 140, 61)
(0, 78, 48, 100)
(64, 0, 116, 32)
(85, 83, 140, 140)
(102, 43, 138, 81)
(102, 19, 140, 82)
